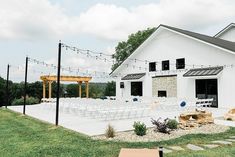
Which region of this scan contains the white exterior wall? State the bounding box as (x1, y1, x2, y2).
(217, 27, 235, 42)
(113, 27, 235, 108)
(218, 68, 235, 108)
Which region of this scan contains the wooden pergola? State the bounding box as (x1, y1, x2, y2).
(40, 75, 92, 99)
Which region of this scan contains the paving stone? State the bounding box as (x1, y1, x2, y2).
(212, 140, 232, 145)
(229, 136, 235, 139)
(226, 139, 235, 142)
(186, 144, 204, 151)
(163, 148, 173, 154)
(168, 146, 184, 151)
(203, 144, 219, 149)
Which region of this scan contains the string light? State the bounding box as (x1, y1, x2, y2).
(27, 57, 112, 79)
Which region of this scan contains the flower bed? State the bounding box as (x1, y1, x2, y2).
(92, 124, 229, 142)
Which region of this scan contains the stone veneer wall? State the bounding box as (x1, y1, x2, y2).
(152, 75, 177, 97)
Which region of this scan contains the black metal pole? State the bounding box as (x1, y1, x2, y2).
(5, 64, 10, 108)
(56, 41, 62, 126)
(159, 146, 163, 157)
(23, 56, 28, 115)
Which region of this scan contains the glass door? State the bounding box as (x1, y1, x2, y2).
(196, 79, 218, 107)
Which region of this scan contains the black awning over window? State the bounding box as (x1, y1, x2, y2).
(121, 73, 146, 80)
(183, 66, 223, 77)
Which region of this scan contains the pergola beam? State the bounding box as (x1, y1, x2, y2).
(40, 75, 92, 99)
(40, 75, 92, 82)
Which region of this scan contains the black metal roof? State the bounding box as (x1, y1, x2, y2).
(121, 73, 145, 80)
(162, 25, 235, 53)
(183, 66, 223, 77)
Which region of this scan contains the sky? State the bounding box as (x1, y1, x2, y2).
(0, 0, 235, 82)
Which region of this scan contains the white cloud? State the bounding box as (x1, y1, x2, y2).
(1, 0, 235, 83)
(0, 0, 235, 41)
(77, 0, 235, 40)
(0, 0, 69, 40)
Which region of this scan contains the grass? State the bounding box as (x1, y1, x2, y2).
(0, 108, 235, 157)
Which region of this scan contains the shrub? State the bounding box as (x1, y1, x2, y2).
(151, 118, 171, 134)
(105, 124, 115, 138)
(133, 121, 147, 136)
(12, 97, 40, 106)
(166, 119, 178, 130)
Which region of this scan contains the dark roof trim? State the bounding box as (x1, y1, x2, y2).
(121, 73, 145, 80)
(162, 25, 235, 53)
(183, 66, 223, 77)
(214, 23, 235, 38)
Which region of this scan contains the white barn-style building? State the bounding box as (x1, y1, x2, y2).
(110, 23, 235, 108)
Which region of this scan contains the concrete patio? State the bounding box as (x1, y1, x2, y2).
(8, 100, 235, 136)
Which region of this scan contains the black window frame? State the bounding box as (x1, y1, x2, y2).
(120, 82, 124, 88)
(149, 62, 156, 72)
(176, 58, 185, 69)
(131, 82, 143, 96)
(162, 60, 170, 71)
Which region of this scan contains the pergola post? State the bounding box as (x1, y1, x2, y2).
(43, 80, 46, 99)
(48, 81, 53, 98)
(78, 81, 82, 98)
(85, 81, 89, 98)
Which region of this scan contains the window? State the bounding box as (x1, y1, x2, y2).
(149, 62, 156, 72)
(162, 60, 170, 71)
(131, 82, 143, 96)
(158, 91, 167, 97)
(120, 82, 124, 88)
(176, 58, 185, 69)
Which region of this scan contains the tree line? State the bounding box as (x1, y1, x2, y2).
(0, 77, 115, 106)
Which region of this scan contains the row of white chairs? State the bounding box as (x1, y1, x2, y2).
(42, 100, 151, 121)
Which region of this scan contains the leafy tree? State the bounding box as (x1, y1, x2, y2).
(66, 84, 79, 97)
(27, 81, 43, 99)
(104, 81, 116, 96)
(0, 77, 6, 106)
(112, 27, 156, 71)
(66, 83, 106, 98)
(51, 82, 65, 98)
(89, 83, 105, 98)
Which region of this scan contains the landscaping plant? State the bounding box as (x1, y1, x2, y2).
(151, 118, 171, 134)
(166, 119, 178, 130)
(133, 121, 147, 136)
(105, 124, 115, 138)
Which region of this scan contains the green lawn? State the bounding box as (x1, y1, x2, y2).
(0, 108, 235, 157)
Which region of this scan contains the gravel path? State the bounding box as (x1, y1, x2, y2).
(92, 124, 229, 142)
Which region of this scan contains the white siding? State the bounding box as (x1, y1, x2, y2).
(113, 26, 235, 108)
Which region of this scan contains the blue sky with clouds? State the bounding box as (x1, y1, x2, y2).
(0, 0, 234, 82)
